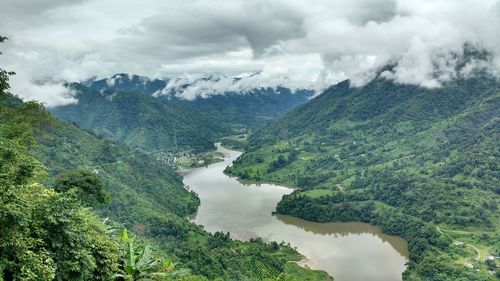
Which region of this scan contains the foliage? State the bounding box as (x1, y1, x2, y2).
(116, 229, 193, 281)
(53, 168, 110, 207)
(228, 75, 500, 280)
(1, 40, 328, 280)
(0, 81, 119, 281)
(51, 82, 230, 154)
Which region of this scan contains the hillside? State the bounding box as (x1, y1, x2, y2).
(227, 75, 500, 280)
(83, 74, 313, 129)
(1, 86, 329, 280)
(178, 87, 314, 129)
(1, 91, 199, 240)
(50, 82, 230, 153)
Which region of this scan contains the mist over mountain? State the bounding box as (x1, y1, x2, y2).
(71, 73, 314, 128)
(85, 72, 314, 100)
(2, 1, 500, 280)
(85, 73, 167, 96)
(51, 82, 230, 153)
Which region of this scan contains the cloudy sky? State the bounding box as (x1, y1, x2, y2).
(1, 0, 500, 106)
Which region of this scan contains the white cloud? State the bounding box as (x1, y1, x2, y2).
(9, 73, 77, 107)
(1, 0, 500, 105)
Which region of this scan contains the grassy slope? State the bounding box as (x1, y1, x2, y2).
(227, 77, 500, 280)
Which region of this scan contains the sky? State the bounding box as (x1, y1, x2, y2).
(1, 0, 500, 106)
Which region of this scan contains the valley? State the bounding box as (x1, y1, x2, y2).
(227, 76, 500, 280)
(1, 14, 499, 279)
(185, 144, 409, 281)
(2, 69, 498, 280)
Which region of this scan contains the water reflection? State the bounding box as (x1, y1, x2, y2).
(276, 214, 409, 258)
(183, 145, 409, 281)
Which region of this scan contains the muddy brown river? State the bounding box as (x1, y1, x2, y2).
(183, 145, 409, 281)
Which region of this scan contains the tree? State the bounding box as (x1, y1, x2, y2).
(0, 36, 15, 96)
(0, 37, 118, 280)
(53, 168, 110, 207)
(117, 229, 190, 281)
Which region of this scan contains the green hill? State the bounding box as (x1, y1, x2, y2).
(0, 78, 329, 280)
(84, 74, 313, 129)
(175, 87, 314, 129)
(50, 83, 230, 154)
(227, 75, 500, 280)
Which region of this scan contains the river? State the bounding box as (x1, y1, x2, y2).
(183, 145, 409, 281)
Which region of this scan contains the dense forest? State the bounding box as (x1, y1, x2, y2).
(178, 87, 314, 129)
(227, 65, 500, 280)
(50, 82, 230, 154)
(50, 75, 313, 156)
(0, 37, 330, 281)
(62, 74, 313, 132)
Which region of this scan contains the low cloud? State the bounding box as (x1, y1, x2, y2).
(1, 0, 500, 105)
(9, 73, 77, 107)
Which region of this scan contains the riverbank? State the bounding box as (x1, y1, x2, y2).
(183, 144, 409, 281)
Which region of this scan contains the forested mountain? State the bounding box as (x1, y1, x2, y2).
(82, 74, 314, 129)
(85, 73, 167, 96)
(50, 82, 230, 153)
(227, 74, 500, 280)
(51, 74, 313, 154)
(0, 43, 329, 279)
(178, 87, 314, 129)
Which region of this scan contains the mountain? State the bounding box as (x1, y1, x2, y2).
(84, 73, 314, 129)
(178, 87, 314, 129)
(85, 73, 167, 95)
(51, 74, 313, 154)
(227, 75, 500, 280)
(50, 82, 230, 153)
(1, 91, 199, 233)
(0, 90, 330, 281)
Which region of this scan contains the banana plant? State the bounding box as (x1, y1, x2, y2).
(116, 229, 190, 281)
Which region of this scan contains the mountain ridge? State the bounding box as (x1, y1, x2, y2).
(51, 82, 230, 153)
(227, 74, 500, 280)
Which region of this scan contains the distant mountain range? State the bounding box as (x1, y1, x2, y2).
(50, 74, 313, 153)
(85, 73, 314, 128)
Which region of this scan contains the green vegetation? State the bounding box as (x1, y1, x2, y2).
(181, 88, 314, 129)
(302, 189, 335, 198)
(0, 39, 329, 280)
(176, 150, 224, 169)
(51, 82, 231, 154)
(228, 74, 500, 280)
(86, 74, 313, 129)
(0, 112, 118, 280)
(220, 134, 249, 150)
(53, 168, 110, 207)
